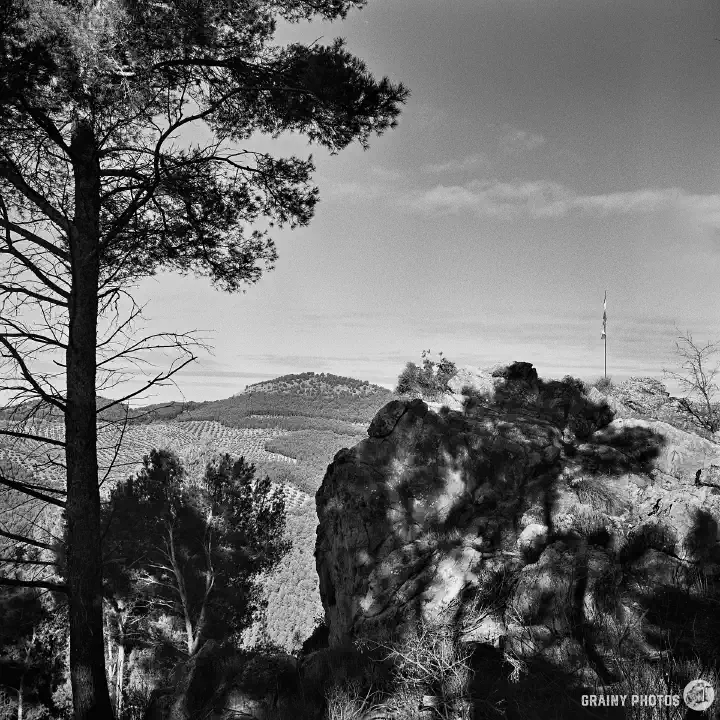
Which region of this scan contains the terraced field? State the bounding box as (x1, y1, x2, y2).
(0, 419, 309, 510)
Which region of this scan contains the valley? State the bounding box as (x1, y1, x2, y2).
(0, 372, 395, 654)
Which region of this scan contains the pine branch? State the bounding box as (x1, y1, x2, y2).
(0, 474, 66, 507)
(0, 336, 67, 412)
(0, 576, 66, 593)
(0, 428, 66, 447)
(0, 529, 57, 552)
(0, 157, 71, 235)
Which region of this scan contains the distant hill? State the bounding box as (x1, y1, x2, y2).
(0, 372, 393, 427)
(174, 371, 394, 427)
(244, 371, 387, 397)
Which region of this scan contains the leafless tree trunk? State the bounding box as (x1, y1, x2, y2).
(16, 673, 23, 720)
(167, 524, 198, 657)
(0, 113, 200, 717)
(115, 638, 125, 719)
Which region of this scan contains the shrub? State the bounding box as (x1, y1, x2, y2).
(591, 376, 614, 393)
(394, 351, 457, 401)
(573, 475, 624, 514)
(395, 362, 422, 397)
(360, 619, 474, 720)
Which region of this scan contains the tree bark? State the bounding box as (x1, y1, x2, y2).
(17, 673, 23, 720)
(115, 640, 125, 719)
(168, 525, 196, 657)
(189, 523, 214, 656)
(65, 117, 114, 719)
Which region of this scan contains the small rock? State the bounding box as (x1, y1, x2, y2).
(517, 523, 549, 557)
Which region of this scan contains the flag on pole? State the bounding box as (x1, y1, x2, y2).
(601, 291, 607, 339)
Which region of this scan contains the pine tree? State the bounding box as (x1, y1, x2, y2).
(0, 2, 407, 716)
(103, 449, 290, 659)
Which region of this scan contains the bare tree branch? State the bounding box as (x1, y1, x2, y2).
(663, 329, 720, 435)
(0, 282, 68, 307)
(0, 216, 70, 263)
(97, 355, 197, 413)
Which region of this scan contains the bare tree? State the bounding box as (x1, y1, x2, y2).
(663, 330, 720, 435)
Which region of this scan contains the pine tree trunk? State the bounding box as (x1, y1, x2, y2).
(65, 117, 114, 719)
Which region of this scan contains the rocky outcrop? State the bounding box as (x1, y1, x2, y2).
(604, 377, 673, 418)
(429, 361, 541, 413)
(595, 376, 714, 438)
(316, 394, 561, 646)
(314, 363, 720, 682)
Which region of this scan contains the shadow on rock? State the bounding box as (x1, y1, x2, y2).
(311, 363, 719, 720)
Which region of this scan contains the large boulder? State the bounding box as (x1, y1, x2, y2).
(314, 362, 720, 681)
(427, 361, 543, 414)
(446, 366, 498, 399)
(606, 377, 672, 418)
(315, 393, 564, 648)
(597, 376, 714, 437)
(427, 364, 504, 413)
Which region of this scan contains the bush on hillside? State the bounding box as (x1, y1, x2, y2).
(395, 350, 457, 401)
(591, 376, 614, 393)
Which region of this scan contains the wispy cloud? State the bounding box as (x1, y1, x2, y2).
(422, 153, 488, 174)
(326, 180, 387, 201)
(415, 180, 720, 226)
(499, 126, 546, 154)
(371, 166, 404, 181)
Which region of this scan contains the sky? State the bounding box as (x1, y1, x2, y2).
(127, 0, 720, 404)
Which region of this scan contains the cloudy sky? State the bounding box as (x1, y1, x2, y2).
(130, 0, 720, 403)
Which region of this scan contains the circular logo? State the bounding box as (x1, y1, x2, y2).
(683, 680, 715, 712)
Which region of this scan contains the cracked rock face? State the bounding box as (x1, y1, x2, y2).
(315, 394, 563, 647)
(314, 364, 720, 678)
(598, 376, 713, 438)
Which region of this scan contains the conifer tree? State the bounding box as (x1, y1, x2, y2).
(0, 1, 407, 716)
(103, 449, 289, 657)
